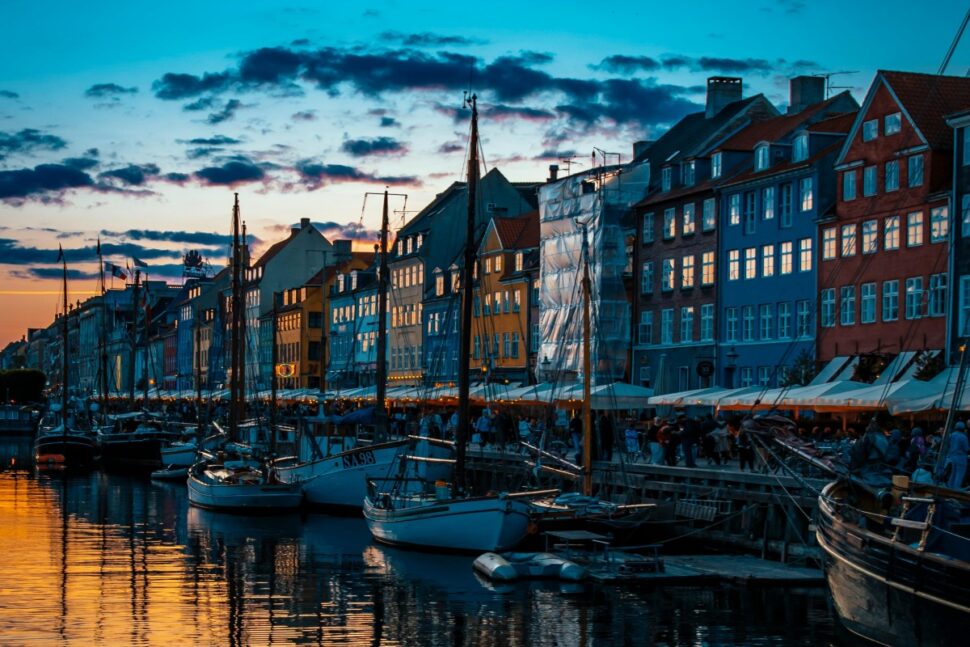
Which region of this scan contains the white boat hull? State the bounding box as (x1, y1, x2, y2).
(275, 441, 406, 509)
(160, 444, 198, 467)
(187, 472, 303, 511)
(363, 494, 532, 552)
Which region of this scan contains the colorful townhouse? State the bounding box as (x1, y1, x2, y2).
(818, 71, 970, 367)
(716, 84, 858, 387)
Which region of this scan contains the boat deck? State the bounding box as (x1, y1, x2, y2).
(585, 553, 824, 585)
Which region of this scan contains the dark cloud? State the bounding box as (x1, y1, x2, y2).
(194, 158, 265, 186)
(593, 55, 662, 74)
(61, 156, 99, 171)
(537, 149, 578, 161)
(186, 147, 220, 159)
(379, 31, 483, 47)
(152, 71, 233, 100)
(437, 141, 464, 154)
(0, 163, 94, 202)
(206, 99, 243, 124)
(379, 116, 399, 128)
(292, 110, 317, 121)
(163, 172, 190, 183)
(18, 267, 100, 281)
(341, 136, 407, 157)
(312, 220, 380, 241)
(0, 238, 186, 268)
(101, 228, 257, 246)
(0, 128, 67, 160)
(485, 104, 556, 122)
(184, 135, 242, 146)
(183, 96, 217, 112)
(293, 160, 418, 190)
(291, 38, 311, 46)
(556, 79, 699, 127)
(98, 163, 161, 186)
(660, 54, 819, 75)
(0, 90, 18, 99)
(84, 83, 138, 99)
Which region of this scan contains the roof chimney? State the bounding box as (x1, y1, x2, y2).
(706, 77, 743, 118)
(547, 164, 559, 182)
(300, 217, 311, 230)
(633, 140, 654, 159)
(788, 75, 825, 114)
(332, 239, 352, 262)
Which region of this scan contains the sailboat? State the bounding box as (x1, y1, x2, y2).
(274, 190, 409, 509)
(362, 94, 535, 552)
(34, 246, 98, 468)
(186, 194, 302, 512)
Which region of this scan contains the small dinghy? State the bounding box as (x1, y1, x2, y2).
(473, 552, 587, 582)
(150, 465, 188, 481)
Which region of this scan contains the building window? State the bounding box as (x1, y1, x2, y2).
(930, 206, 949, 243)
(484, 257, 491, 274)
(883, 280, 899, 321)
(905, 277, 923, 320)
(964, 195, 970, 238)
(797, 300, 812, 337)
(729, 194, 741, 225)
(661, 258, 675, 291)
(780, 242, 793, 275)
(960, 276, 970, 336)
(514, 252, 523, 272)
(762, 244, 775, 277)
(711, 152, 722, 178)
(793, 134, 808, 162)
(884, 112, 901, 135)
(800, 177, 813, 211)
(742, 305, 754, 341)
(862, 220, 878, 254)
(840, 286, 856, 326)
(701, 251, 715, 286)
(740, 367, 754, 388)
(642, 212, 654, 243)
(778, 302, 792, 339)
(843, 170, 856, 201)
(728, 249, 740, 281)
(841, 224, 857, 257)
(861, 282, 876, 324)
(700, 304, 714, 341)
(885, 160, 899, 192)
(759, 304, 773, 340)
(907, 154, 924, 188)
(821, 288, 835, 327)
(663, 208, 676, 239)
(762, 186, 775, 220)
(726, 307, 738, 342)
(641, 261, 654, 294)
(495, 254, 503, 273)
(780, 183, 793, 227)
(638, 311, 653, 345)
(531, 323, 540, 351)
(681, 255, 695, 289)
(503, 332, 511, 358)
(907, 212, 924, 247)
(744, 192, 756, 234)
(885, 215, 900, 250)
(822, 227, 837, 260)
(798, 238, 813, 272)
(929, 273, 947, 317)
(965, 128, 970, 166)
(862, 119, 878, 141)
(683, 203, 696, 236)
(702, 198, 716, 231)
(661, 309, 673, 344)
(435, 274, 444, 296)
(758, 366, 772, 387)
(744, 247, 757, 280)
(863, 165, 877, 197)
(683, 160, 696, 186)
(511, 332, 520, 358)
(756, 144, 770, 171)
(680, 307, 694, 343)
(661, 167, 672, 192)
(513, 290, 521, 312)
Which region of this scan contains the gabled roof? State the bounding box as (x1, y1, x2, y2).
(492, 210, 539, 250)
(808, 112, 856, 134)
(721, 141, 843, 188)
(718, 92, 856, 151)
(881, 70, 970, 149)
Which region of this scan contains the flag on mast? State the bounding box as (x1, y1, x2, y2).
(132, 256, 148, 268)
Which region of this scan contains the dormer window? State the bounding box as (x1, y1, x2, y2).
(514, 251, 523, 272)
(661, 167, 672, 192)
(792, 135, 808, 162)
(337, 275, 344, 293)
(711, 153, 722, 179)
(416, 233, 423, 249)
(494, 254, 503, 273)
(396, 240, 403, 255)
(755, 144, 770, 171)
(350, 271, 358, 290)
(405, 237, 413, 254)
(434, 269, 444, 297)
(682, 160, 695, 187)
(450, 269, 460, 292)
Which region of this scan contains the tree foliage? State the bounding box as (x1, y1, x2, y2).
(0, 369, 47, 403)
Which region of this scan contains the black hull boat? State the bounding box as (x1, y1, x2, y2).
(99, 434, 176, 471)
(817, 481, 970, 646)
(34, 430, 98, 469)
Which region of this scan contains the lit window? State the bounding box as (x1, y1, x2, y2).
(729, 194, 741, 225)
(863, 166, 877, 196)
(762, 244, 775, 277)
(681, 255, 695, 289)
(930, 206, 949, 243)
(494, 254, 502, 272)
(514, 252, 523, 272)
(663, 208, 676, 239)
(843, 170, 856, 201)
(702, 251, 715, 286)
(862, 119, 878, 141)
(800, 177, 813, 211)
(728, 249, 740, 281)
(780, 242, 793, 274)
(799, 238, 812, 272)
(744, 247, 757, 279)
(884, 112, 901, 135)
(861, 282, 876, 324)
(885, 160, 899, 192)
(683, 203, 696, 236)
(841, 224, 857, 257)
(821, 288, 835, 327)
(840, 286, 856, 326)
(822, 227, 837, 260)
(907, 212, 924, 247)
(883, 280, 899, 321)
(762, 187, 775, 220)
(862, 220, 878, 254)
(905, 277, 923, 320)
(885, 215, 900, 250)
(661, 258, 675, 291)
(702, 198, 716, 231)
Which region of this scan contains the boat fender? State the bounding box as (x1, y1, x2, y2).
(558, 561, 588, 582)
(473, 553, 518, 582)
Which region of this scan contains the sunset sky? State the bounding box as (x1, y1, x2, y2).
(1, 0, 966, 346)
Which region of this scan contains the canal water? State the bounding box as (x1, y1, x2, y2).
(0, 438, 839, 646)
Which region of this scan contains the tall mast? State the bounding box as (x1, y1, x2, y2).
(128, 269, 140, 403)
(580, 223, 593, 496)
(228, 193, 242, 440)
(319, 261, 329, 401)
(98, 239, 108, 414)
(455, 93, 479, 494)
(60, 247, 69, 432)
(270, 292, 278, 456)
(239, 221, 248, 422)
(142, 289, 150, 404)
(194, 317, 202, 430)
(375, 189, 390, 428)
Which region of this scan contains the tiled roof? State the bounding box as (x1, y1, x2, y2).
(808, 112, 856, 133)
(493, 210, 539, 249)
(719, 92, 853, 151)
(252, 237, 290, 268)
(721, 141, 842, 188)
(881, 70, 970, 149)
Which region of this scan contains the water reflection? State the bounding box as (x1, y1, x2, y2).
(0, 437, 838, 645)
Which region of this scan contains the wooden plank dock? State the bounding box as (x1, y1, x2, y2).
(584, 554, 824, 585)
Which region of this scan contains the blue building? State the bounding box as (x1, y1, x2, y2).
(423, 264, 461, 387)
(716, 83, 857, 388)
(328, 266, 383, 389)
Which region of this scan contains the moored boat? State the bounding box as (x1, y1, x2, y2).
(34, 424, 98, 468)
(186, 461, 302, 511)
(98, 413, 180, 471)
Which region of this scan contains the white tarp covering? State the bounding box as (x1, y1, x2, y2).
(812, 377, 938, 410)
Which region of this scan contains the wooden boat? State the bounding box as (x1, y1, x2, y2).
(98, 413, 180, 471)
(187, 461, 302, 511)
(150, 465, 188, 481)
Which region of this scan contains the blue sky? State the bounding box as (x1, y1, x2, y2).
(0, 0, 966, 344)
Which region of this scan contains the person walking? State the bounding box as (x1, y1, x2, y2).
(944, 421, 969, 490)
(734, 420, 755, 472)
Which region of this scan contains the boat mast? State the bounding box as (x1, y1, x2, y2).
(60, 246, 69, 434)
(98, 239, 108, 416)
(319, 257, 329, 404)
(228, 193, 242, 441)
(142, 288, 150, 404)
(937, 341, 970, 478)
(239, 221, 248, 422)
(580, 223, 593, 496)
(128, 269, 140, 403)
(455, 93, 479, 494)
(375, 189, 390, 431)
(270, 291, 278, 456)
